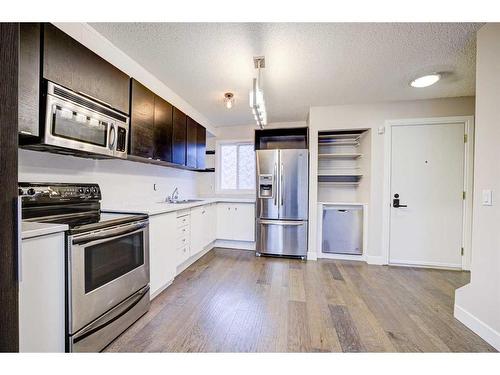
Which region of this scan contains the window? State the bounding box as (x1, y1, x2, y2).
(218, 142, 255, 192)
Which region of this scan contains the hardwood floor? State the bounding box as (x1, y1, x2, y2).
(105, 248, 495, 353)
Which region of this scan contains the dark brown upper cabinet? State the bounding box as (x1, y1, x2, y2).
(186, 117, 198, 169)
(19, 23, 41, 138)
(172, 108, 187, 165)
(129, 79, 155, 159)
(42, 23, 130, 114)
(196, 123, 206, 170)
(153, 95, 173, 162)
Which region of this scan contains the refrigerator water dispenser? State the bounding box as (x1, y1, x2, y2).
(258, 174, 274, 198)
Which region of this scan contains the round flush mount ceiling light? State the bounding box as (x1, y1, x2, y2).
(410, 73, 441, 88)
(224, 92, 234, 109)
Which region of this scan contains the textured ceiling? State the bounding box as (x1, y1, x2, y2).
(90, 23, 481, 127)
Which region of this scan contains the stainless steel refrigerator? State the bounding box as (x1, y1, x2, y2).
(256, 149, 309, 258)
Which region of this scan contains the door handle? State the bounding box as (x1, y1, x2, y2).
(273, 163, 278, 206)
(280, 163, 284, 206)
(260, 220, 304, 226)
(392, 193, 407, 208)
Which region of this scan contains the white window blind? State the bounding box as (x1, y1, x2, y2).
(219, 142, 255, 191)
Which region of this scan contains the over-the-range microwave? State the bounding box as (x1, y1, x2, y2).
(20, 81, 129, 159)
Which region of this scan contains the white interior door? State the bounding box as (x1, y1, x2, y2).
(389, 122, 465, 268)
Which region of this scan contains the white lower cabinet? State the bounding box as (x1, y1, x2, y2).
(216, 202, 255, 242)
(149, 201, 254, 300)
(176, 211, 191, 265)
(190, 203, 217, 256)
(19, 232, 65, 352)
(149, 212, 177, 298)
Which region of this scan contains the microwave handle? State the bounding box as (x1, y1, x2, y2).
(72, 221, 147, 245)
(109, 124, 116, 150)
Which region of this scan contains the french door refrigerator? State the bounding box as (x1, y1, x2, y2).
(256, 149, 309, 258)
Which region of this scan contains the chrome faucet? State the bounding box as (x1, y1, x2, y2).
(166, 187, 179, 203)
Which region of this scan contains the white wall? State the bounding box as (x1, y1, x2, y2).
(19, 150, 198, 207)
(308, 96, 475, 262)
(454, 24, 500, 351)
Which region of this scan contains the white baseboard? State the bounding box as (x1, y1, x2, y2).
(307, 251, 318, 260)
(317, 252, 365, 262)
(214, 239, 255, 251)
(366, 255, 385, 265)
(150, 280, 173, 300)
(176, 243, 215, 274)
(454, 304, 500, 351)
(390, 258, 462, 270)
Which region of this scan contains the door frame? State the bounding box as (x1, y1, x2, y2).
(381, 116, 475, 270)
(0, 23, 20, 352)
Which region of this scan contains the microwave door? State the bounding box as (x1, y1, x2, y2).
(256, 150, 279, 219)
(43, 91, 116, 158)
(278, 149, 309, 220)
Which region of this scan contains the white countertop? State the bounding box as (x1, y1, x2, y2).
(21, 221, 69, 240)
(102, 197, 256, 216)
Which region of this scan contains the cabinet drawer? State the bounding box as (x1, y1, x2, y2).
(177, 225, 190, 239)
(177, 215, 190, 228)
(176, 236, 190, 249)
(177, 245, 190, 264)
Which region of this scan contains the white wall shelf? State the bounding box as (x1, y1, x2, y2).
(318, 153, 363, 159)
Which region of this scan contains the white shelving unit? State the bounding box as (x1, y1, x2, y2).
(318, 131, 366, 186)
(316, 129, 371, 259)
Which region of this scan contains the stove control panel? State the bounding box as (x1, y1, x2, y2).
(19, 183, 101, 202)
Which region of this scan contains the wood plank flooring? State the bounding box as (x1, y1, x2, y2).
(105, 248, 496, 352)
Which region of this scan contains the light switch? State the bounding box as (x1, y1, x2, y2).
(482, 189, 493, 206)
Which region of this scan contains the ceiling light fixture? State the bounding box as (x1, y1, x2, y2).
(249, 56, 267, 129)
(410, 73, 441, 88)
(224, 92, 234, 109)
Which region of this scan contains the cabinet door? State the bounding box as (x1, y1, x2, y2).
(19, 23, 40, 137)
(196, 123, 206, 169)
(172, 107, 187, 165)
(216, 203, 233, 240)
(129, 79, 155, 159)
(216, 203, 255, 241)
(231, 203, 256, 241)
(153, 95, 173, 162)
(190, 206, 207, 256)
(20, 233, 65, 352)
(43, 24, 130, 114)
(186, 117, 197, 168)
(207, 204, 217, 244)
(149, 213, 177, 298)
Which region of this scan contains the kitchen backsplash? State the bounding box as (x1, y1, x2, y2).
(18, 149, 198, 207)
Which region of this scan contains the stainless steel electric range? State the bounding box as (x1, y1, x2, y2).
(20, 182, 150, 352)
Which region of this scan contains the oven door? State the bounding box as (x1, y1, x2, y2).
(68, 220, 149, 334)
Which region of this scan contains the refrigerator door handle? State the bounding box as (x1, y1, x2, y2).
(259, 220, 305, 226)
(280, 162, 284, 206)
(273, 162, 278, 206)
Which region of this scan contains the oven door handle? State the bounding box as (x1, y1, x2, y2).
(72, 285, 149, 344)
(72, 221, 147, 245)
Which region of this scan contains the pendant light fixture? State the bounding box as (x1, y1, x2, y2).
(249, 56, 267, 129)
